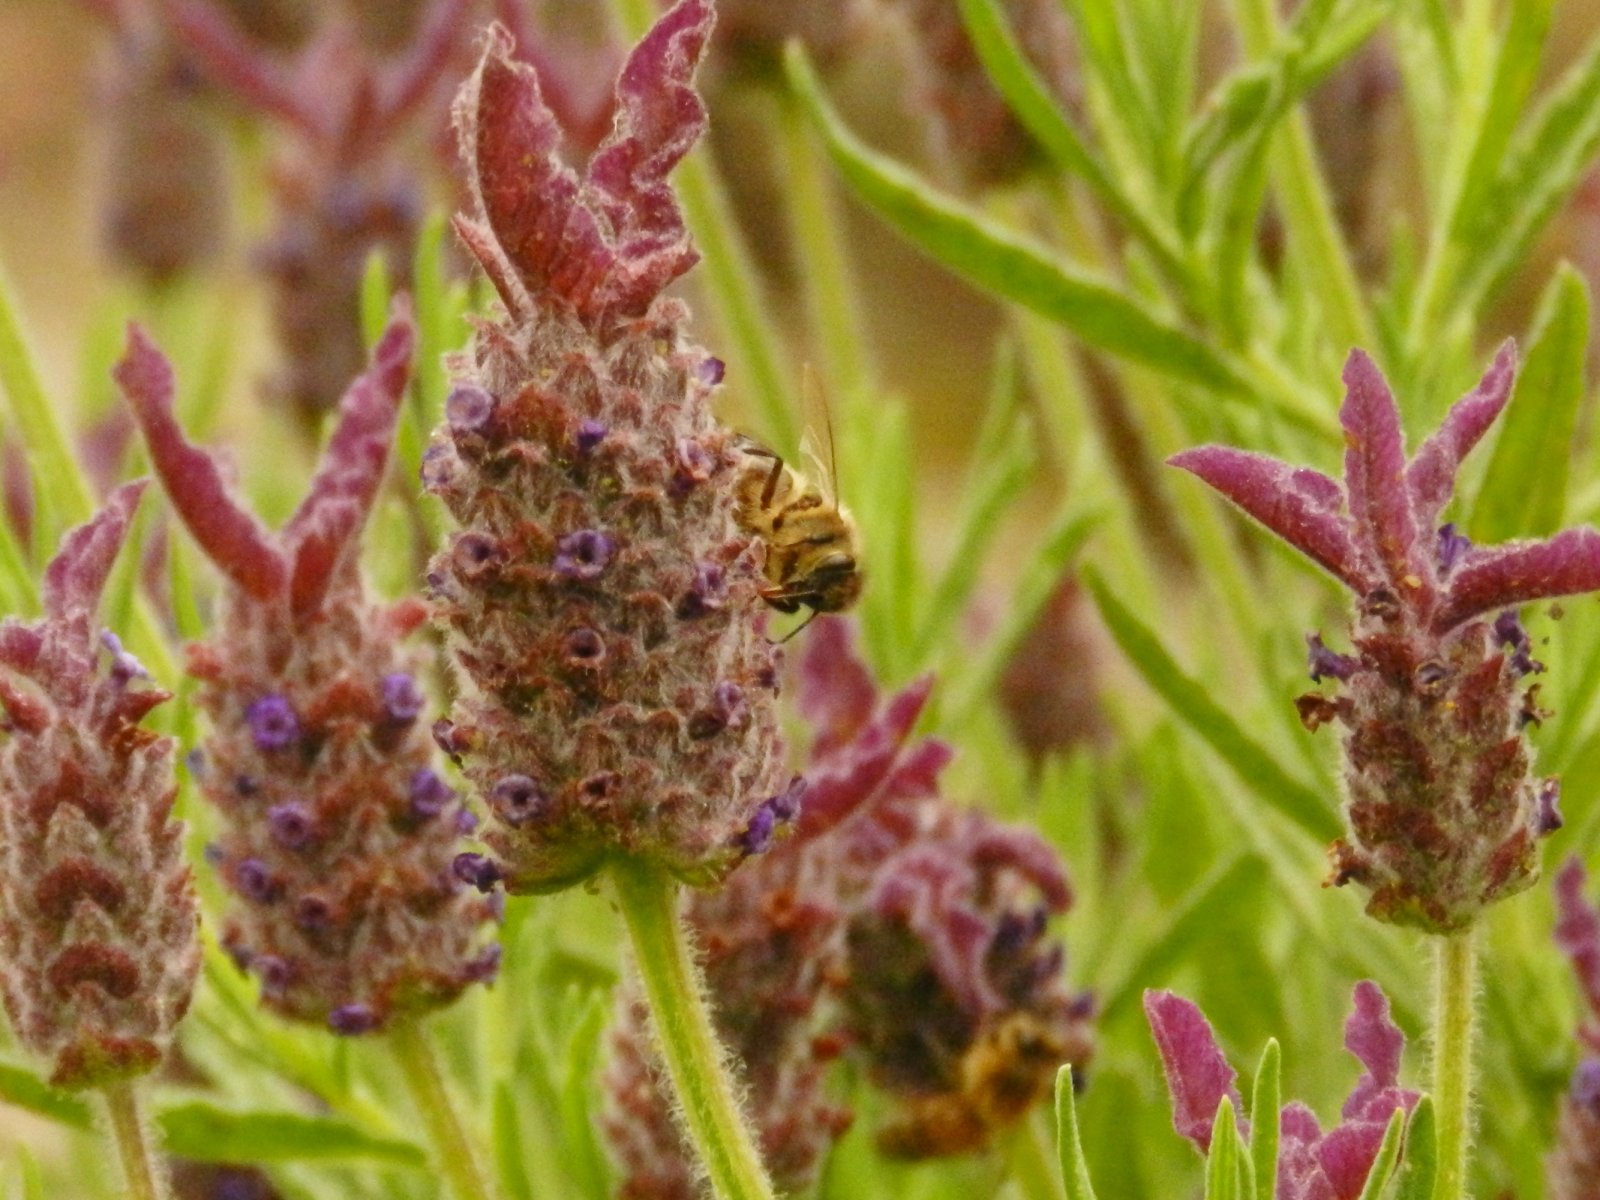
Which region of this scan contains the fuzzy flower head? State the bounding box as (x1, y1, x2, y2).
(116, 307, 497, 1036)
(1172, 346, 1600, 932)
(1549, 856, 1600, 1197)
(0, 484, 199, 1089)
(426, 1, 789, 894)
(1146, 982, 1418, 1198)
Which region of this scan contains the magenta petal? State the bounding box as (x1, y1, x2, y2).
(1169, 447, 1371, 591)
(162, 0, 321, 136)
(1555, 857, 1600, 1018)
(116, 325, 288, 601)
(41, 480, 147, 622)
(797, 674, 935, 838)
(1405, 342, 1516, 532)
(1435, 527, 1600, 631)
(1144, 990, 1242, 1154)
(797, 616, 879, 757)
(1340, 350, 1427, 596)
(282, 308, 414, 564)
(1316, 1121, 1393, 1200)
(1344, 981, 1404, 1091)
(970, 824, 1072, 912)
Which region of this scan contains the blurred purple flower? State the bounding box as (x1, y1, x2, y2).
(1146, 982, 1418, 1197)
(1172, 346, 1600, 931)
(0, 484, 199, 1089)
(1550, 857, 1600, 1196)
(117, 304, 495, 1036)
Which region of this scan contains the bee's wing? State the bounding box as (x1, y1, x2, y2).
(799, 365, 841, 506)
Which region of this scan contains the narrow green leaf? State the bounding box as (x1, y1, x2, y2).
(0, 262, 96, 545)
(940, 505, 1101, 727)
(1448, 0, 1554, 241)
(493, 1082, 534, 1200)
(157, 1101, 427, 1167)
(1248, 1040, 1280, 1200)
(1054, 1066, 1098, 1200)
(1093, 853, 1260, 1022)
(1354, 1107, 1406, 1200)
(0, 1061, 92, 1130)
(1393, 1095, 1436, 1200)
(1204, 1097, 1242, 1200)
(955, 0, 1184, 281)
(911, 415, 1034, 666)
(784, 47, 1259, 402)
(1061, 0, 1161, 163)
(1083, 568, 1339, 841)
(1456, 31, 1600, 313)
(556, 993, 613, 1200)
(1470, 264, 1589, 541)
(359, 250, 391, 352)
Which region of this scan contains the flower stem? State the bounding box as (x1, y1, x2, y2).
(610, 857, 777, 1200)
(390, 1020, 494, 1200)
(1431, 931, 1477, 1200)
(101, 1081, 167, 1200)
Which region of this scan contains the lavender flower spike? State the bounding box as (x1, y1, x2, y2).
(427, 2, 787, 893)
(1173, 345, 1600, 931)
(0, 483, 199, 1088)
(1146, 982, 1419, 1197)
(1550, 857, 1600, 1197)
(117, 304, 496, 1035)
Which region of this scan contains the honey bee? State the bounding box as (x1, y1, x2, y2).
(732, 418, 862, 633)
(876, 1012, 1070, 1160)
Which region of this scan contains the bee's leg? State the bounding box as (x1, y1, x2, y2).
(774, 608, 822, 644)
(757, 451, 785, 508)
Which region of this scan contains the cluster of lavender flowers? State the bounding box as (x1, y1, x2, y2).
(0, 484, 198, 1088)
(1551, 858, 1600, 1196)
(116, 308, 497, 1036)
(1146, 982, 1419, 1197)
(1174, 347, 1600, 933)
(426, 0, 795, 896)
(605, 619, 1093, 1193)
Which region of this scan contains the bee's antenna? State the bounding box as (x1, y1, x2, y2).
(773, 607, 821, 644)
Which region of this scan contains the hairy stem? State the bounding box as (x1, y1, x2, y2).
(610, 858, 777, 1200)
(102, 1081, 166, 1200)
(391, 1020, 495, 1200)
(1431, 931, 1477, 1200)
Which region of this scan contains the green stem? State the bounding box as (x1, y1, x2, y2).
(102, 1081, 166, 1200)
(609, 0, 801, 452)
(1431, 931, 1477, 1200)
(610, 858, 776, 1200)
(391, 1020, 495, 1200)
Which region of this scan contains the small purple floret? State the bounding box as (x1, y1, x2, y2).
(254, 955, 291, 997)
(100, 630, 149, 684)
(676, 561, 726, 618)
(236, 858, 281, 904)
(409, 768, 455, 820)
(267, 802, 315, 850)
(566, 627, 605, 662)
(576, 419, 608, 454)
(737, 776, 805, 855)
(489, 773, 548, 826)
(464, 943, 502, 984)
(293, 894, 334, 932)
(380, 672, 426, 723)
(454, 853, 502, 892)
(1536, 778, 1564, 835)
(697, 356, 725, 387)
(445, 383, 497, 432)
(420, 444, 455, 491)
(1437, 523, 1472, 574)
(1494, 609, 1543, 676)
(455, 807, 480, 835)
(1306, 633, 1358, 683)
(553, 530, 616, 580)
(245, 695, 301, 751)
(327, 1003, 380, 1036)
(184, 748, 205, 778)
(453, 532, 505, 581)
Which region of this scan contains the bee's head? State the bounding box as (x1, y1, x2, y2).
(807, 553, 862, 613)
